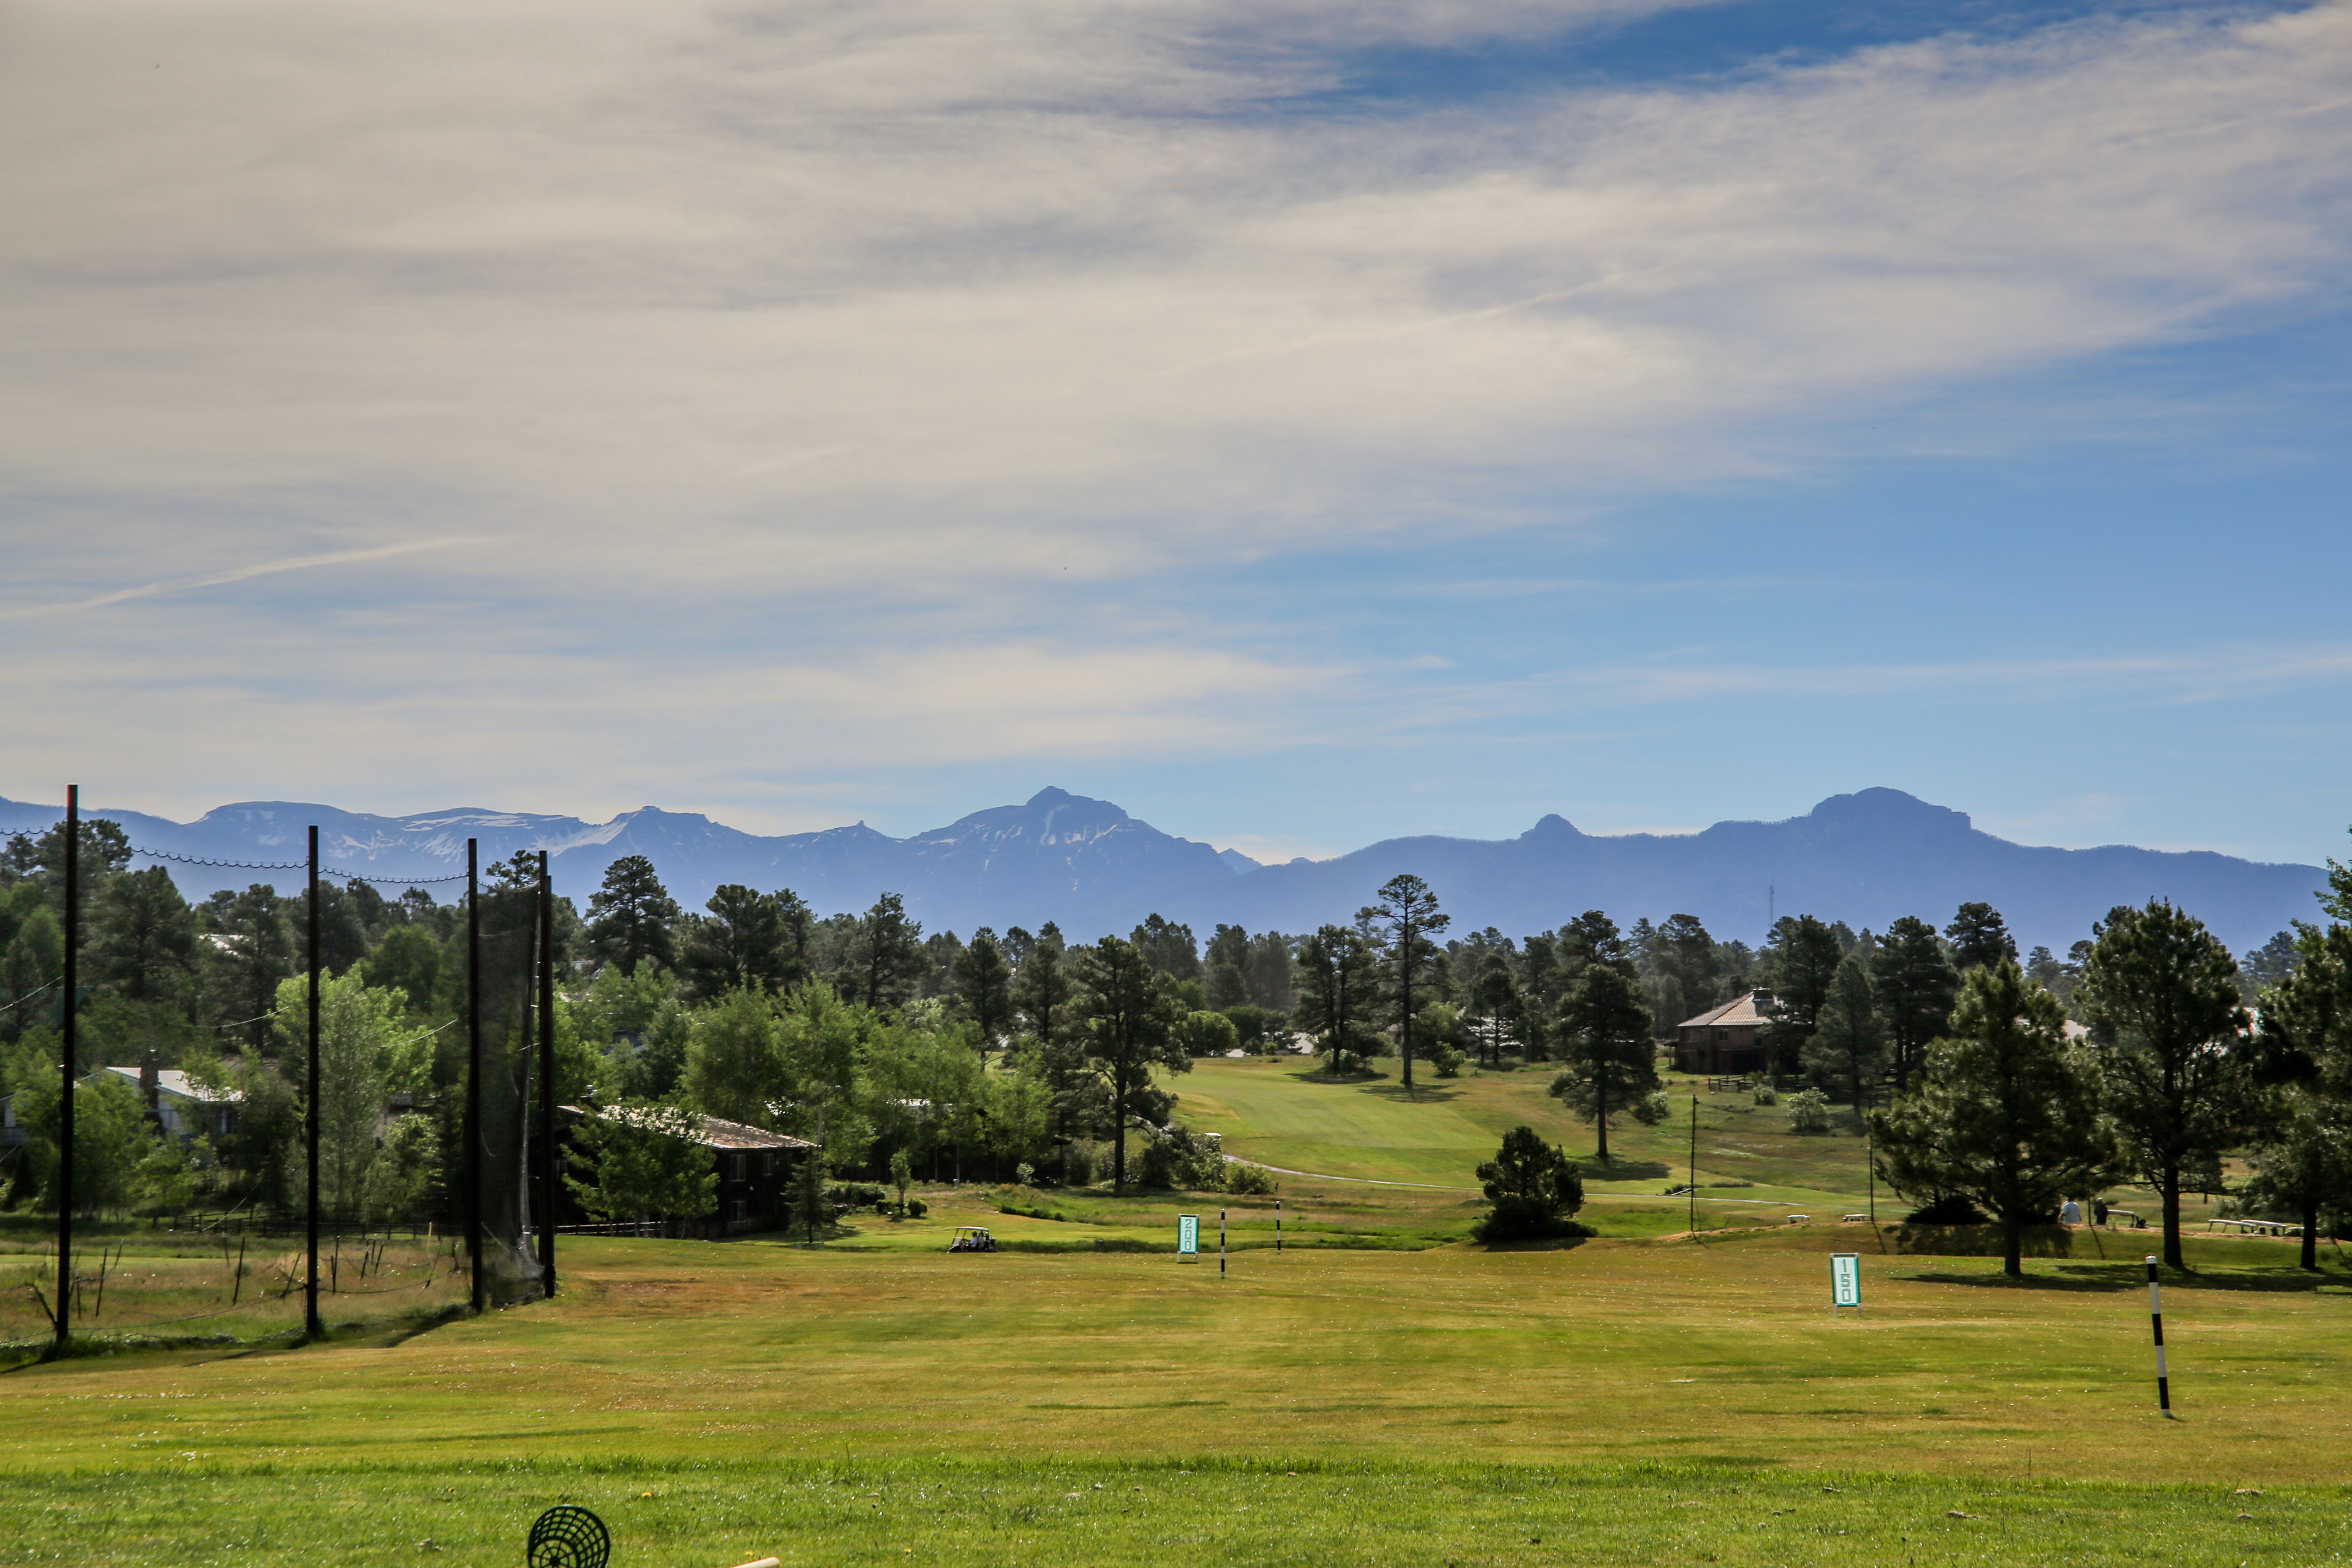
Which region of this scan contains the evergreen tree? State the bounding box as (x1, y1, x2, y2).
(1871, 960, 2115, 1276)
(1014, 923, 1073, 1046)
(1361, 874, 1450, 1090)
(1130, 914, 1202, 981)
(680, 884, 800, 999)
(1474, 1125, 1587, 1242)
(87, 865, 199, 1006)
(952, 927, 1016, 1052)
(845, 892, 926, 1011)
(1294, 922, 1379, 1073)
(2079, 899, 2255, 1269)
(1072, 936, 1188, 1193)
(586, 855, 679, 973)
(1870, 915, 1957, 1090)
(1945, 902, 2018, 972)
(203, 885, 293, 1055)
(2248, 922, 2352, 1267)
(1204, 923, 1251, 1010)
(1548, 960, 1662, 1161)
(1803, 956, 1887, 1114)
(1761, 914, 1843, 1070)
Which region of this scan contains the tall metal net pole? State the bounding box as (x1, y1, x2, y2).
(466, 839, 485, 1313)
(537, 850, 557, 1299)
(305, 826, 323, 1338)
(54, 785, 78, 1352)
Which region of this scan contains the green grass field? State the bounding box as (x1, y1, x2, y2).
(1, 1063, 2345, 1566)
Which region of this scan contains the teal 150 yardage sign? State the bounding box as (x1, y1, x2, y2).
(1830, 1252, 1861, 1312)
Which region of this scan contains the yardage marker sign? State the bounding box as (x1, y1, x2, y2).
(1830, 1253, 1861, 1313)
(1178, 1213, 1200, 1259)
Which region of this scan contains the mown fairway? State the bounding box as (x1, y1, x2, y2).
(2, 1063, 2346, 1566)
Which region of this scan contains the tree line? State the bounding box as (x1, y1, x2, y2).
(3, 821, 2345, 1259)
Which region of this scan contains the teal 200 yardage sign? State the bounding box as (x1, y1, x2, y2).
(1178, 1213, 1200, 1257)
(1830, 1252, 1861, 1313)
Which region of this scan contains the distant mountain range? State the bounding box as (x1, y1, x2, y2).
(0, 786, 2329, 955)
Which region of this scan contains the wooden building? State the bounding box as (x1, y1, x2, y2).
(1673, 989, 1777, 1076)
(560, 1104, 814, 1235)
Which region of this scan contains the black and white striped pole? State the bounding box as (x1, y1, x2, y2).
(2146, 1255, 2173, 1416)
(1219, 1208, 1227, 1278)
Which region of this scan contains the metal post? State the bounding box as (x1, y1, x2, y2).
(2147, 1256, 2172, 1415)
(1687, 1095, 1698, 1236)
(1275, 1196, 1282, 1253)
(54, 785, 78, 1351)
(1219, 1208, 1227, 1278)
(537, 850, 557, 1300)
(305, 826, 323, 1338)
(466, 840, 484, 1312)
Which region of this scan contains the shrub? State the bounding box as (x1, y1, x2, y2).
(1224, 1161, 1276, 1196)
(904, 1196, 928, 1219)
(1472, 1125, 1593, 1243)
(1062, 1142, 1098, 1188)
(1431, 1045, 1468, 1079)
(1752, 1085, 1779, 1106)
(1785, 1088, 1831, 1134)
(1014, 1161, 1036, 1186)
(827, 1182, 886, 1209)
(1904, 1193, 1991, 1226)
(1135, 1127, 1224, 1190)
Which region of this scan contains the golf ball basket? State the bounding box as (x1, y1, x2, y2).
(527, 1504, 611, 1568)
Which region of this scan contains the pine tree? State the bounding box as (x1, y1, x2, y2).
(1871, 960, 2114, 1276)
(2079, 900, 2255, 1269)
(1548, 961, 1660, 1162)
(586, 856, 680, 973)
(1361, 875, 1450, 1091)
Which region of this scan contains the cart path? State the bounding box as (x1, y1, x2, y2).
(1221, 1154, 1779, 1204)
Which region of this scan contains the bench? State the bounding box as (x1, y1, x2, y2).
(2108, 1210, 2146, 1229)
(1785, 1215, 1810, 1226)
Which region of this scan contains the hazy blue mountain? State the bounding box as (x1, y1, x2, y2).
(0, 785, 2328, 953)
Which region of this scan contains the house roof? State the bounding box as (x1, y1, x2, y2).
(562, 1104, 815, 1152)
(1678, 990, 1776, 1031)
(96, 1067, 243, 1103)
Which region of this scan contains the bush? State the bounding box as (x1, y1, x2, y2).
(1014, 1161, 1036, 1186)
(827, 1182, 886, 1209)
(1431, 1045, 1467, 1079)
(1224, 1161, 1276, 1196)
(1135, 1127, 1224, 1190)
(904, 1196, 927, 1219)
(1174, 1009, 1242, 1057)
(1062, 1142, 1098, 1188)
(1784, 1088, 1831, 1134)
(1904, 1193, 1991, 1226)
(1752, 1085, 1778, 1106)
(1473, 1125, 1592, 1242)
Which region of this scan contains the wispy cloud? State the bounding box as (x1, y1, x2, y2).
(0, 538, 475, 620)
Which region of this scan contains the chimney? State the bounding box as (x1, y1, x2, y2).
(139, 1049, 160, 1112)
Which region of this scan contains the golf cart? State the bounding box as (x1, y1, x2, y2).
(948, 1225, 997, 1253)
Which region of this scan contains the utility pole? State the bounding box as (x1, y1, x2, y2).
(466, 839, 484, 1312)
(305, 826, 323, 1338)
(54, 785, 79, 1352)
(537, 850, 557, 1300)
(1687, 1093, 1698, 1237)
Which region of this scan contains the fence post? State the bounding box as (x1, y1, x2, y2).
(54, 785, 79, 1353)
(305, 826, 323, 1338)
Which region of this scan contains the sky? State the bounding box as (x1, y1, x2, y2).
(3, 0, 2350, 867)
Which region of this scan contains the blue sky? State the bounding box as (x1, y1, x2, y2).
(3, 0, 2348, 867)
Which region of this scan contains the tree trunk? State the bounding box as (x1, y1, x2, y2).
(2302, 1195, 2320, 1271)
(2003, 1213, 2022, 1277)
(2161, 1170, 2185, 1270)
(1594, 1061, 1609, 1164)
(1112, 1096, 1126, 1194)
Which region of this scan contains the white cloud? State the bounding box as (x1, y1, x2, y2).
(4, 0, 2351, 824)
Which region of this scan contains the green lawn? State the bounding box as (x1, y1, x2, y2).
(1, 1062, 2343, 1566)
